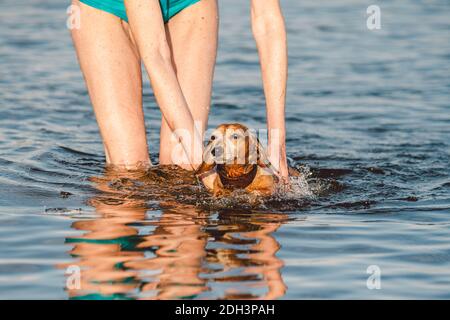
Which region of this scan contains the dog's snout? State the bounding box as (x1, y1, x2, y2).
(212, 146, 223, 157)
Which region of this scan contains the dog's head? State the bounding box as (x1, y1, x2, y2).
(195, 123, 273, 178)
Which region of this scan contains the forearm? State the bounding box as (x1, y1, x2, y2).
(144, 51, 196, 134)
(124, 0, 201, 166)
(253, 18, 287, 135)
(251, 4, 288, 173)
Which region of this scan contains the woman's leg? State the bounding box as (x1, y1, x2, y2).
(159, 0, 219, 168)
(71, 0, 149, 168)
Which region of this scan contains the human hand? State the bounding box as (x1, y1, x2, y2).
(268, 144, 289, 183)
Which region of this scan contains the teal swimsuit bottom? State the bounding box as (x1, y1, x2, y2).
(79, 0, 201, 23)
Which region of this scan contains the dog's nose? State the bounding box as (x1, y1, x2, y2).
(212, 146, 223, 158)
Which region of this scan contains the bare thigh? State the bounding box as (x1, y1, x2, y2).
(159, 0, 219, 167)
(71, 0, 149, 168)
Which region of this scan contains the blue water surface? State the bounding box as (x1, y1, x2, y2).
(0, 0, 449, 299)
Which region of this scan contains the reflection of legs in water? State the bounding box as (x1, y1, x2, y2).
(213, 212, 288, 300)
(60, 168, 209, 299)
(59, 169, 149, 299)
(136, 210, 287, 300)
(60, 199, 148, 299)
(127, 206, 209, 299)
(243, 218, 287, 300)
(60, 168, 287, 299)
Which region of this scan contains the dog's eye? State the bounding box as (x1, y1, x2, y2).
(210, 135, 216, 141)
(232, 134, 239, 140)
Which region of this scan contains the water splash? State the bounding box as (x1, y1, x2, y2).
(275, 165, 316, 199)
(81, 164, 324, 212)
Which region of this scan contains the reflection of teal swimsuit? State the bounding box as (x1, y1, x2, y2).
(79, 0, 201, 23)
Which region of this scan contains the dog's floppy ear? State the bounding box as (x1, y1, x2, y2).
(195, 138, 216, 176)
(247, 131, 279, 174)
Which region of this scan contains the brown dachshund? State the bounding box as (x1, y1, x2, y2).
(195, 123, 279, 196)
